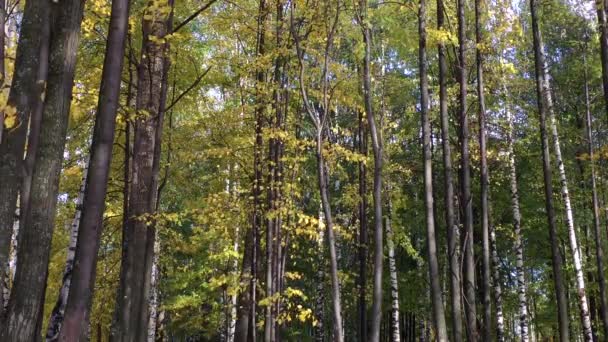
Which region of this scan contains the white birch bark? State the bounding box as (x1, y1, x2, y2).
(148, 235, 161, 342)
(504, 85, 529, 342)
(541, 50, 593, 341)
(385, 199, 400, 342)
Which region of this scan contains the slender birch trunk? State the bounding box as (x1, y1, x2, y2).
(147, 236, 161, 342)
(540, 33, 594, 342)
(45, 158, 89, 342)
(385, 197, 400, 342)
(529, 1, 570, 339)
(489, 223, 505, 341)
(504, 84, 529, 342)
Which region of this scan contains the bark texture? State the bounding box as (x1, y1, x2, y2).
(2, 0, 83, 339)
(113, 2, 172, 339)
(0, 0, 51, 324)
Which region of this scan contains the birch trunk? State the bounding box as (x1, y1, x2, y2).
(504, 84, 529, 342)
(541, 36, 594, 342)
(147, 236, 160, 342)
(385, 198, 400, 342)
(45, 158, 89, 342)
(529, 1, 570, 339)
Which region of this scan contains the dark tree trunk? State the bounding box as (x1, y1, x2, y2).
(112, 1, 173, 339)
(583, 45, 608, 338)
(2, 0, 84, 339)
(529, 0, 570, 340)
(474, 0, 492, 339)
(0, 0, 51, 325)
(596, 0, 608, 119)
(359, 2, 384, 341)
(53, 0, 129, 339)
(457, 0, 477, 339)
(45, 157, 89, 342)
(235, 2, 266, 340)
(418, 0, 447, 340)
(437, 0, 463, 338)
(358, 108, 368, 342)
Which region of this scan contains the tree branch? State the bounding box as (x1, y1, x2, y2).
(163, 66, 212, 112)
(172, 0, 219, 33)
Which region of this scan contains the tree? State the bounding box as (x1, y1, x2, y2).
(529, 0, 570, 339)
(55, 0, 130, 339)
(292, 1, 344, 340)
(457, 0, 477, 338)
(437, 0, 463, 338)
(0, 0, 51, 324)
(112, 0, 174, 339)
(418, 0, 447, 339)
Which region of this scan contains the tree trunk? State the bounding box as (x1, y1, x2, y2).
(596, 0, 608, 119)
(147, 236, 160, 342)
(539, 24, 593, 342)
(0, 0, 5, 144)
(457, 0, 477, 338)
(0, 0, 51, 323)
(385, 198, 401, 342)
(437, 0, 463, 338)
(504, 82, 529, 342)
(583, 46, 608, 338)
(45, 157, 89, 341)
(475, 0, 492, 339)
(489, 224, 505, 341)
(56, 0, 129, 339)
(360, 2, 384, 341)
(418, 1, 448, 339)
(315, 208, 326, 342)
(316, 148, 344, 342)
(112, 1, 172, 339)
(2, 0, 84, 339)
(529, 1, 570, 339)
(357, 109, 368, 342)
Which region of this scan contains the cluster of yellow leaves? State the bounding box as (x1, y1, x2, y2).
(427, 28, 457, 46)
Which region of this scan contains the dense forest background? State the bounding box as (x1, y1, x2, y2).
(1, 0, 608, 340)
